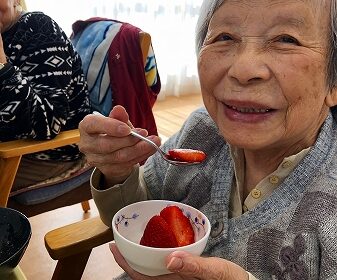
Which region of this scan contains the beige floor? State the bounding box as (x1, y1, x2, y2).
(19, 94, 203, 280)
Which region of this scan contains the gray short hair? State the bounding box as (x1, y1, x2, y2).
(195, 0, 224, 54)
(196, 0, 337, 91)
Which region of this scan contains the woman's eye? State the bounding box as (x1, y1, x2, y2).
(216, 34, 233, 42)
(276, 35, 300, 45)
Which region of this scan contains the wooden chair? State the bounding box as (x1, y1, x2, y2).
(0, 129, 92, 217)
(0, 0, 93, 218)
(44, 31, 152, 280)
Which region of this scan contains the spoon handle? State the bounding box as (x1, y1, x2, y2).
(130, 131, 160, 152)
(92, 112, 156, 148)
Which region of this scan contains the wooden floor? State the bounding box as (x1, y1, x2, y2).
(19, 94, 203, 280)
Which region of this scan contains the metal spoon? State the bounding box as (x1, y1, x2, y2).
(92, 111, 202, 166)
(129, 129, 202, 166)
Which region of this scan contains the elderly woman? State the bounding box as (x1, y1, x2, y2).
(0, 0, 90, 190)
(79, 0, 337, 279)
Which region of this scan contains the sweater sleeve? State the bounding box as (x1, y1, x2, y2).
(91, 165, 148, 227)
(0, 12, 89, 141)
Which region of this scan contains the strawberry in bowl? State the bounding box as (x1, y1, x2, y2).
(140, 205, 195, 248)
(112, 200, 211, 276)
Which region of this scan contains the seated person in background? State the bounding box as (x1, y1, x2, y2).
(0, 0, 91, 191)
(79, 0, 337, 279)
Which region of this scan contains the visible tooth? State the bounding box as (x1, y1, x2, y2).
(231, 106, 270, 113)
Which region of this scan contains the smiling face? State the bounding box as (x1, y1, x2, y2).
(198, 0, 337, 154)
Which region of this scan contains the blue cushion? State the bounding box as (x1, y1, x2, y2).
(12, 168, 93, 205)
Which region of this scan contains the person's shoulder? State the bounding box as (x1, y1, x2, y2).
(184, 106, 216, 129)
(191, 106, 209, 116)
(19, 12, 61, 32)
(20, 11, 54, 24)
(175, 105, 222, 144)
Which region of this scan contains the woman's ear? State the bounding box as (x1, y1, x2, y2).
(325, 88, 337, 107)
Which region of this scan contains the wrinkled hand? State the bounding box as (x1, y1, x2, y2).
(79, 105, 161, 184)
(110, 243, 249, 280)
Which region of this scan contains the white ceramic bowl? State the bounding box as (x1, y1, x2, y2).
(112, 200, 211, 276)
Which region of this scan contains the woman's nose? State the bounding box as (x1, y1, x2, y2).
(227, 42, 271, 85)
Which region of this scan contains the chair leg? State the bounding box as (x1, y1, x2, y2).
(81, 200, 90, 212)
(51, 250, 91, 280)
(0, 156, 21, 207)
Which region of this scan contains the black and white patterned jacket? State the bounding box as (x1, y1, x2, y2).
(0, 12, 91, 161)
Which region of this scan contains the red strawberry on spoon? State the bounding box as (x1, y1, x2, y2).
(92, 111, 206, 165)
(167, 149, 206, 163)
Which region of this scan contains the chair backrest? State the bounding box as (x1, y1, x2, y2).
(43, 27, 158, 280)
(71, 18, 161, 135)
(139, 32, 151, 65)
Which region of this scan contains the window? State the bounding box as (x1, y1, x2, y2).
(26, 0, 202, 98)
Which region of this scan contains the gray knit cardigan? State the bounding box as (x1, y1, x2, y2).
(102, 106, 337, 279)
(138, 107, 337, 280)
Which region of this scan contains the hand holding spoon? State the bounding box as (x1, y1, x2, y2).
(92, 111, 206, 166)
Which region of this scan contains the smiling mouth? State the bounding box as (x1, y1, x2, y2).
(228, 105, 272, 113)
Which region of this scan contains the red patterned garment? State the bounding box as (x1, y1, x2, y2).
(72, 18, 161, 136)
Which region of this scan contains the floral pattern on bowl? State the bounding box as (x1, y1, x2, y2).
(115, 213, 139, 231)
(114, 203, 207, 242)
(112, 200, 211, 276)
